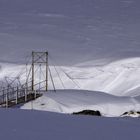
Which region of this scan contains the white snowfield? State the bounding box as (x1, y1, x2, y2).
(21, 90, 140, 117)
(0, 109, 140, 140)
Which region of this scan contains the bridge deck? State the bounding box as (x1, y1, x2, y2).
(0, 89, 42, 108)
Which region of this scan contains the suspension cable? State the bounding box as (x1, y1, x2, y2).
(48, 54, 81, 89)
(53, 65, 65, 89)
(39, 64, 42, 91)
(48, 66, 56, 92)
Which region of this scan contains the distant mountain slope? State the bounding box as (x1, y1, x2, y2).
(53, 57, 140, 97)
(1, 57, 140, 97)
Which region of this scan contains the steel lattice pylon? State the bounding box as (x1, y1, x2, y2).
(31, 51, 48, 91)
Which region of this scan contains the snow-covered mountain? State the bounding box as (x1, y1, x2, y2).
(1, 57, 140, 97)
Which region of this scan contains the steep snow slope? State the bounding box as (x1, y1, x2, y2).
(21, 90, 140, 117)
(61, 57, 140, 96)
(0, 109, 140, 140)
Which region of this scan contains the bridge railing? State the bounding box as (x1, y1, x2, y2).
(0, 86, 39, 107)
(0, 79, 47, 107)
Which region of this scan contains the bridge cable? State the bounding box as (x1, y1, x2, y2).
(48, 54, 81, 89)
(48, 66, 56, 92)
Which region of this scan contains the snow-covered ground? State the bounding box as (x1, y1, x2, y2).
(21, 90, 140, 117)
(0, 108, 140, 140)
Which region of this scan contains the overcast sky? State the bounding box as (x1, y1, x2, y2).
(0, 0, 140, 65)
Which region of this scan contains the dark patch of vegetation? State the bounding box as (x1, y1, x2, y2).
(73, 110, 101, 116)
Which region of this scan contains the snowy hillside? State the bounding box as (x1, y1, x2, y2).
(61, 57, 140, 97)
(1, 57, 140, 97)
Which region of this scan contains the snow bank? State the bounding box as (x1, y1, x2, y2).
(21, 90, 140, 117)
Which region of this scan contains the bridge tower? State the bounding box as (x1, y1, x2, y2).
(31, 51, 48, 91)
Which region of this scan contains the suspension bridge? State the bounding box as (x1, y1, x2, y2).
(0, 51, 80, 108)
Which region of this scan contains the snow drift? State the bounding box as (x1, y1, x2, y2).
(21, 90, 140, 117)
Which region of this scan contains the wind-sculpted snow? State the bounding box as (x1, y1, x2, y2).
(21, 90, 140, 117)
